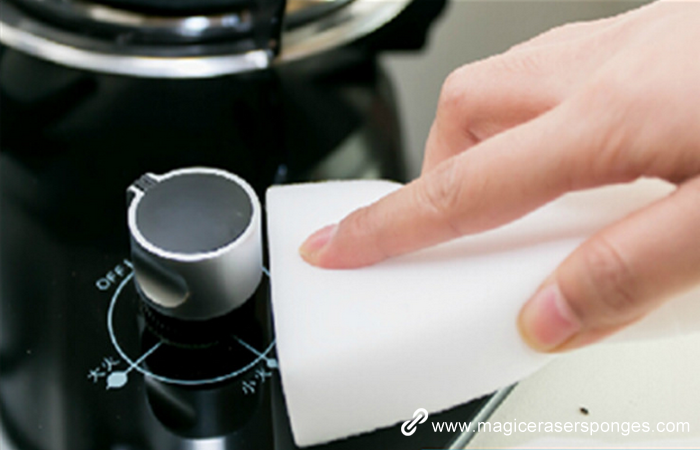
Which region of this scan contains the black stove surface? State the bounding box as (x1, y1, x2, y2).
(0, 48, 492, 450)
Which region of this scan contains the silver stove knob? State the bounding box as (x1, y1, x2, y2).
(127, 167, 262, 321)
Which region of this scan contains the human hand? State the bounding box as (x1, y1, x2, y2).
(298, 1, 700, 352)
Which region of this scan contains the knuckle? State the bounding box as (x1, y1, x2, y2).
(341, 205, 376, 242)
(584, 73, 642, 116)
(416, 163, 464, 237)
(568, 78, 641, 183)
(436, 64, 494, 143)
(578, 236, 639, 323)
(580, 66, 700, 182)
(438, 60, 500, 114)
(340, 204, 390, 258)
(437, 66, 471, 117)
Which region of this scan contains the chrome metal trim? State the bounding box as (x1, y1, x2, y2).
(17, 0, 253, 35)
(280, 0, 410, 63)
(0, 0, 412, 78)
(0, 23, 272, 78)
(447, 385, 517, 449)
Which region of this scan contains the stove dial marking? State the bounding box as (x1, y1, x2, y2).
(95, 259, 133, 292)
(97, 271, 277, 390)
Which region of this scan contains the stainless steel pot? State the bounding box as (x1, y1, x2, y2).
(0, 0, 419, 78)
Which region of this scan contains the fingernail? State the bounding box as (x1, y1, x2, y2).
(519, 283, 582, 352)
(299, 224, 337, 264)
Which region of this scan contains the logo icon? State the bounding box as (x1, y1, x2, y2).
(401, 408, 429, 436)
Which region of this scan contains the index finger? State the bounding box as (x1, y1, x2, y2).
(300, 99, 633, 269)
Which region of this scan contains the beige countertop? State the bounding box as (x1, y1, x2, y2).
(466, 333, 700, 449)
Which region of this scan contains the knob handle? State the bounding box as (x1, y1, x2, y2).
(127, 167, 262, 320)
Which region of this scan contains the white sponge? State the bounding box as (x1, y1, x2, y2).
(265, 178, 699, 447)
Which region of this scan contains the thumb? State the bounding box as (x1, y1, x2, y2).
(519, 176, 700, 352)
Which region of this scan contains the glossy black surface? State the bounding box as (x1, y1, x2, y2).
(0, 45, 489, 450)
(9, 0, 286, 51)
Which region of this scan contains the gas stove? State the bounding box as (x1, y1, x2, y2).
(0, 1, 505, 448)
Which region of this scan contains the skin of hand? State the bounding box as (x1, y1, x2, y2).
(299, 1, 700, 353)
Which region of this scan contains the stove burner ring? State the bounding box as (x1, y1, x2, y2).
(107, 271, 277, 386)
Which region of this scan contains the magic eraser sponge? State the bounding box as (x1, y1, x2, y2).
(266, 178, 700, 447)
